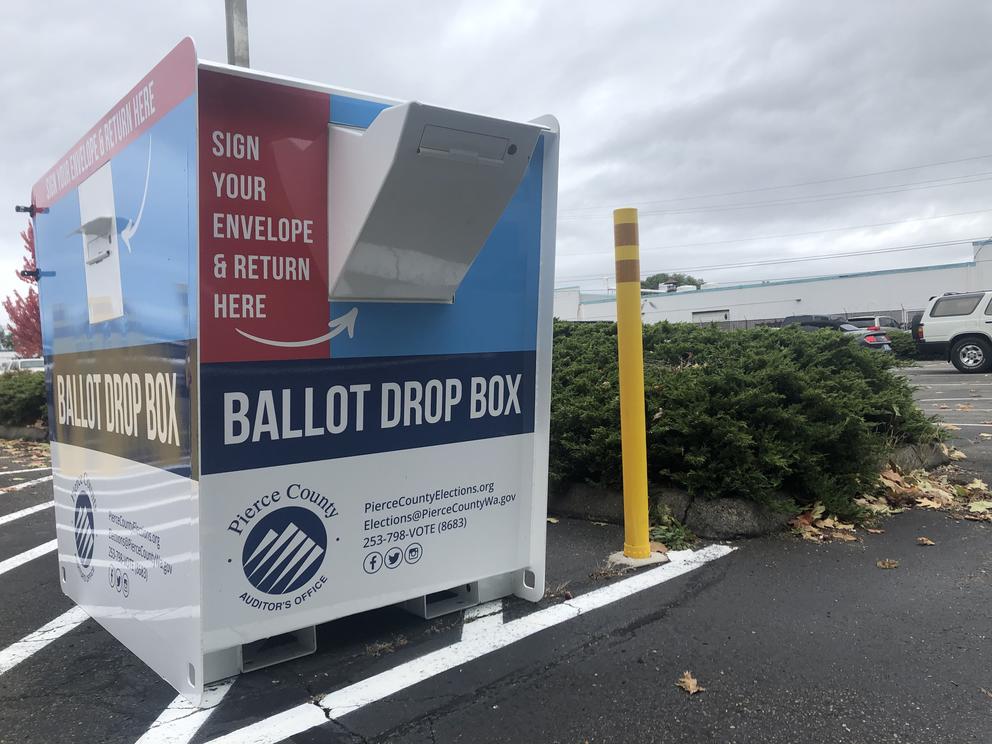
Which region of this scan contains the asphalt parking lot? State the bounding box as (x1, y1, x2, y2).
(0, 360, 989, 743)
(900, 359, 992, 473)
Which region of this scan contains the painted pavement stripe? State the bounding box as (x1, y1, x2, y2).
(0, 606, 89, 677)
(461, 599, 505, 642)
(0, 474, 53, 494)
(918, 397, 988, 402)
(205, 544, 735, 744)
(0, 501, 53, 526)
(0, 467, 52, 476)
(0, 539, 57, 577)
(133, 680, 235, 744)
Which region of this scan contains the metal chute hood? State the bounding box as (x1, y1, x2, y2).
(328, 102, 542, 302)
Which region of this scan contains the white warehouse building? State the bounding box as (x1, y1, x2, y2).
(554, 241, 992, 327)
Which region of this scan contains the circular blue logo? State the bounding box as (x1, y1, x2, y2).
(242, 507, 327, 595)
(73, 490, 95, 570)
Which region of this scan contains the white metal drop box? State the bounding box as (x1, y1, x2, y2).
(30, 38, 558, 704)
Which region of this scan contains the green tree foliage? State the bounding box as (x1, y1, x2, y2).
(640, 272, 704, 289)
(887, 330, 943, 362)
(0, 372, 47, 427)
(550, 321, 938, 518)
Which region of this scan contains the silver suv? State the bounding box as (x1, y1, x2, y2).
(916, 291, 992, 372)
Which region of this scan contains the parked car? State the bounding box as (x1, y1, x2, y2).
(0, 357, 44, 373)
(846, 315, 903, 331)
(780, 316, 892, 352)
(915, 290, 992, 372)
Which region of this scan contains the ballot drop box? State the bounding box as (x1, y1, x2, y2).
(30, 38, 558, 703)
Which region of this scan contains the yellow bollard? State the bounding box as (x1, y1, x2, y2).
(613, 208, 651, 559)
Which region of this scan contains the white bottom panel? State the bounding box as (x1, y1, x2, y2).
(52, 442, 203, 702)
(200, 435, 543, 651)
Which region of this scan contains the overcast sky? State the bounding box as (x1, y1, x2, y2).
(2, 0, 990, 317)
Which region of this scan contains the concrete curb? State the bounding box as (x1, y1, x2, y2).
(550, 442, 945, 540)
(550, 482, 790, 540)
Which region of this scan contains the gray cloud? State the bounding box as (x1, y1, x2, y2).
(2, 0, 990, 320)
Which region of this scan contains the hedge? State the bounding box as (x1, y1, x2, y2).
(551, 321, 938, 518)
(887, 330, 943, 362)
(0, 372, 47, 427)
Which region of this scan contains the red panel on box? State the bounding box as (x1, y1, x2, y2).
(198, 70, 330, 363)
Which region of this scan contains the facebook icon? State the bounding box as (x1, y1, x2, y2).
(363, 551, 383, 574)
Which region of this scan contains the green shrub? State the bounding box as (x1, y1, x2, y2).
(0, 372, 47, 427)
(550, 321, 938, 518)
(887, 330, 918, 362)
(888, 330, 943, 362)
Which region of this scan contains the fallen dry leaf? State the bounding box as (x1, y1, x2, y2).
(956, 403, 975, 411)
(856, 496, 894, 515)
(965, 478, 989, 491)
(676, 671, 705, 695)
(981, 688, 992, 700)
(866, 528, 885, 535)
(916, 537, 936, 546)
(949, 449, 968, 461)
(793, 523, 826, 542)
(936, 404, 950, 410)
(546, 517, 559, 524)
(980, 433, 992, 441)
(649, 541, 669, 554)
(938, 422, 962, 431)
(831, 531, 858, 542)
(793, 502, 825, 528)
(877, 559, 900, 569)
(813, 516, 854, 531)
(916, 497, 946, 510)
(968, 500, 992, 514)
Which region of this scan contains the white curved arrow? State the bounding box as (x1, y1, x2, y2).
(236, 307, 358, 348)
(120, 136, 152, 253)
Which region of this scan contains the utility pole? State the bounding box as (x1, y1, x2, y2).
(225, 0, 250, 67)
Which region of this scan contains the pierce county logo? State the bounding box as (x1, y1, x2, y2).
(74, 491, 95, 567)
(71, 477, 97, 582)
(242, 506, 327, 595)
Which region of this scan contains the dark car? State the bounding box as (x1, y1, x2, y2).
(780, 315, 892, 352)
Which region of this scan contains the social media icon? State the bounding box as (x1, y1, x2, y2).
(364, 551, 383, 574)
(405, 543, 423, 565)
(385, 547, 403, 569)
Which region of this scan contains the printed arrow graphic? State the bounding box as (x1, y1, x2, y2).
(235, 307, 358, 348)
(120, 136, 152, 253)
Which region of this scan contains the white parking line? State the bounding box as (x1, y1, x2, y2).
(0, 475, 53, 494)
(0, 467, 51, 476)
(0, 539, 57, 577)
(134, 680, 235, 744)
(0, 606, 89, 676)
(461, 600, 504, 642)
(205, 544, 735, 744)
(912, 382, 992, 387)
(0, 501, 53, 526)
(918, 398, 986, 402)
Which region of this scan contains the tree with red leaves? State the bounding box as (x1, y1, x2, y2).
(3, 223, 42, 358)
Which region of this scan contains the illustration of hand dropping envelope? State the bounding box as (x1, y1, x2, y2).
(75, 162, 124, 323)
